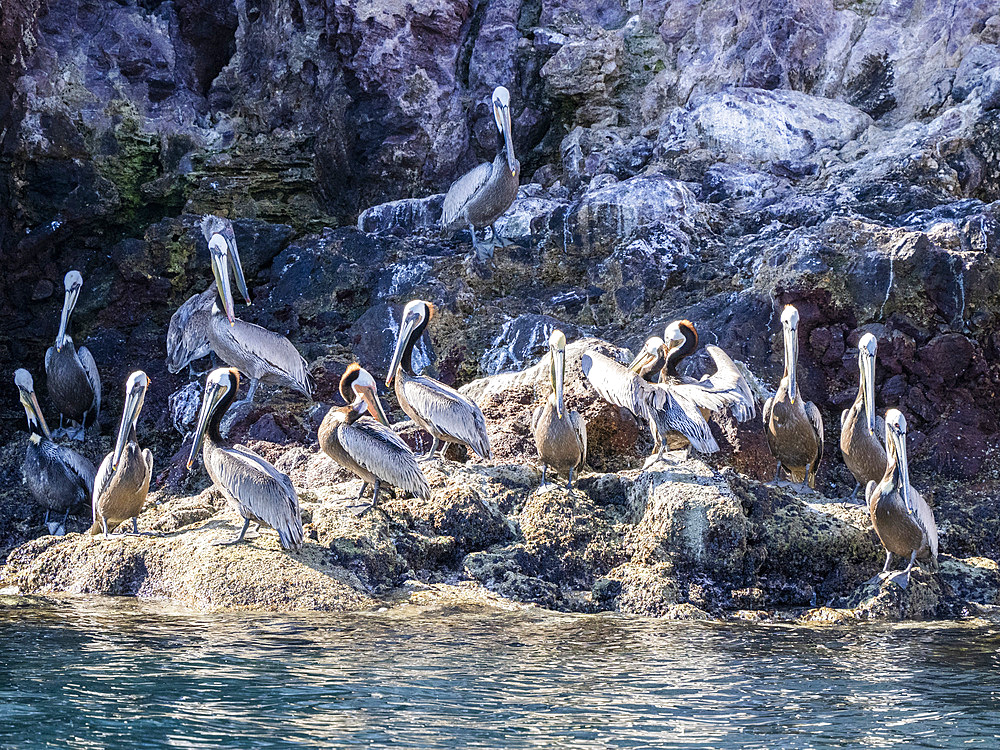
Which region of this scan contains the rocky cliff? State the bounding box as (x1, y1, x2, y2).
(1, 0, 999, 620)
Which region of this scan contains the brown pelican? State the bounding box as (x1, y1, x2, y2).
(205, 225, 312, 404)
(657, 320, 756, 422)
(763, 305, 824, 488)
(582, 347, 719, 465)
(90, 371, 153, 536)
(840, 333, 887, 500)
(188, 368, 304, 550)
(319, 363, 430, 514)
(441, 86, 520, 261)
(866, 409, 938, 589)
(532, 330, 587, 488)
(386, 300, 492, 461)
(201, 215, 252, 305)
(166, 287, 216, 376)
(45, 270, 100, 439)
(15, 369, 95, 526)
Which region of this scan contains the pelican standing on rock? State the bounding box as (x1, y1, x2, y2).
(188, 368, 304, 550)
(15, 369, 96, 526)
(867, 409, 938, 589)
(204, 222, 312, 404)
(441, 86, 520, 262)
(90, 371, 154, 536)
(45, 270, 101, 439)
(532, 330, 587, 488)
(763, 305, 824, 489)
(386, 300, 492, 461)
(840, 333, 887, 500)
(319, 364, 430, 514)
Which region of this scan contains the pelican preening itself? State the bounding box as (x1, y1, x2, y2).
(16, 369, 96, 527)
(386, 300, 492, 461)
(532, 330, 587, 488)
(188, 368, 304, 550)
(840, 333, 887, 500)
(205, 223, 313, 404)
(866, 410, 938, 589)
(166, 287, 216, 375)
(319, 364, 430, 514)
(441, 86, 520, 262)
(90, 371, 154, 536)
(45, 270, 101, 439)
(764, 305, 824, 489)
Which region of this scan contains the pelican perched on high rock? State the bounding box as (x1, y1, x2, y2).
(16, 369, 96, 526)
(386, 300, 492, 461)
(582, 347, 719, 465)
(319, 364, 430, 514)
(763, 305, 824, 489)
(166, 287, 216, 376)
(90, 371, 153, 536)
(840, 333, 887, 500)
(866, 410, 938, 589)
(532, 330, 587, 488)
(204, 222, 312, 404)
(441, 86, 520, 262)
(188, 368, 304, 550)
(45, 270, 101, 439)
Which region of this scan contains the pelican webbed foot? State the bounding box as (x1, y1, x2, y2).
(213, 518, 252, 547)
(489, 224, 514, 248)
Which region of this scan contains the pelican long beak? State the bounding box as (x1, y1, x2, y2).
(889, 425, 913, 516)
(56, 285, 79, 351)
(113, 377, 149, 471)
(552, 346, 566, 420)
(627, 349, 652, 372)
(862, 352, 876, 436)
(18, 386, 50, 439)
(188, 378, 224, 469)
(783, 324, 798, 404)
(386, 313, 419, 388)
(499, 104, 516, 176)
(357, 384, 391, 427)
(210, 237, 236, 325)
(220, 232, 252, 306)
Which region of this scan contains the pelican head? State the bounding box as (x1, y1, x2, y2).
(14, 368, 50, 439)
(780, 305, 800, 404)
(858, 333, 878, 435)
(492, 86, 516, 177)
(188, 368, 240, 469)
(113, 371, 151, 471)
(884, 409, 913, 516)
(341, 363, 390, 427)
(201, 214, 251, 306)
(386, 300, 434, 387)
(628, 336, 665, 373)
(548, 329, 567, 419)
(56, 270, 83, 351)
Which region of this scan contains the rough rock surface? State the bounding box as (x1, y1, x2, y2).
(2, 0, 1000, 621)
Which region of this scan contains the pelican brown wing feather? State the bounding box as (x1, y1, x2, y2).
(804, 400, 825, 477)
(441, 162, 493, 231)
(210, 445, 303, 550)
(228, 318, 313, 396)
(570, 410, 588, 467)
(339, 417, 430, 499)
(400, 376, 492, 458)
(167, 287, 215, 373)
(77, 345, 101, 421)
(696, 345, 756, 421)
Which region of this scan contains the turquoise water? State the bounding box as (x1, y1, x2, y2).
(1, 598, 999, 749)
